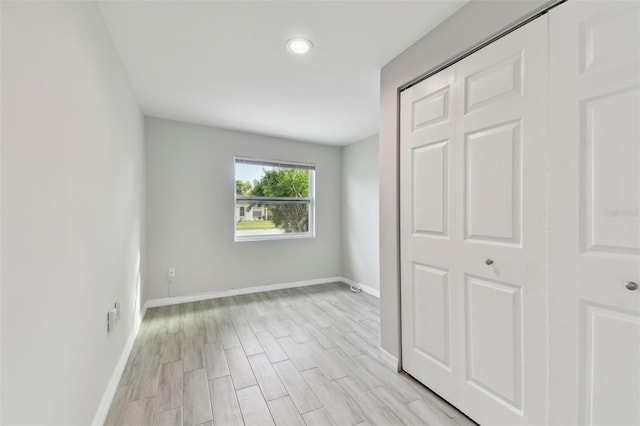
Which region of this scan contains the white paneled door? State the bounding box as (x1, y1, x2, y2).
(401, 1, 640, 425)
(400, 17, 548, 425)
(400, 61, 457, 400)
(548, 2, 640, 425)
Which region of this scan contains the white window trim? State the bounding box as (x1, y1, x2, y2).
(234, 156, 316, 242)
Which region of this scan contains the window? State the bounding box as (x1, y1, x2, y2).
(235, 157, 315, 241)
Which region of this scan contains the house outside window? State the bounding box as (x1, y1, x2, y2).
(235, 157, 315, 241)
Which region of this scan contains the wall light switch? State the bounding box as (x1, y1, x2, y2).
(168, 267, 176, 278)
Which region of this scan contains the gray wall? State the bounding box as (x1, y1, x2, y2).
(1, 2, 145, 424)
(145, 117, 342, 301)
(379, 0, 550, 359)
(341, 135, 380, 290)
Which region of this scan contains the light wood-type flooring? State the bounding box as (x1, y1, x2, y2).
(105, 282, 475, 425)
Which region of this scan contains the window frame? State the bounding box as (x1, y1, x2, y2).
(234, 156, 316, 242)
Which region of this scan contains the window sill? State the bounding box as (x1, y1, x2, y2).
(234, 232, 315, 242)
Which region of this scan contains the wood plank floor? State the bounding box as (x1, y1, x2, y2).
(105, 282, 475, 426)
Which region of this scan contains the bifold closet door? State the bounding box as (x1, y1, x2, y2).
(400, 64, 458, 399)
(400, 17, 548, 426)
(548, 2, 640, 425)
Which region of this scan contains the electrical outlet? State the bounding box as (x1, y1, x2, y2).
(168, 267, 176, 278)
(107, 308, 117, 332)
(114, 300, 121, 320)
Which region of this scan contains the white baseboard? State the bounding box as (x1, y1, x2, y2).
(360, 283, 380, 298)
(91, 303, 147, 426)
(145, 276, 344, 308)
(378, 347, 400, 372)
(339, 277, 380, 298)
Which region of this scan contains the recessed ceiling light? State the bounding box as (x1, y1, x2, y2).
(286, 38, 313, 55)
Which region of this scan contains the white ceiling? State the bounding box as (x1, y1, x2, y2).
(99, 1, 467, 145)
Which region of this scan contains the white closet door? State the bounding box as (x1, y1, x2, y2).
(453, 16, 548, 426)
(400, 65, 458, 398)
(400, 17, 548, 425)
(549, 2, 640, 425)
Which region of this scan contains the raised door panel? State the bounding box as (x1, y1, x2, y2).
(579, 3, 640, 74)
(582, 87, 640, 253)
(465, 276, 523, 411)
(465, 54, 523, 114)
(412, 264, 452, 370)
(412, 86, 451, 131)
(413, 141, 449, 237)
(464, 120, 521, 245)
(581, 305, 640, 425)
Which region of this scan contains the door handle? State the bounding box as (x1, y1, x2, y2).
(625, 281, 638, 291)
(485, 259, 494, 266)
